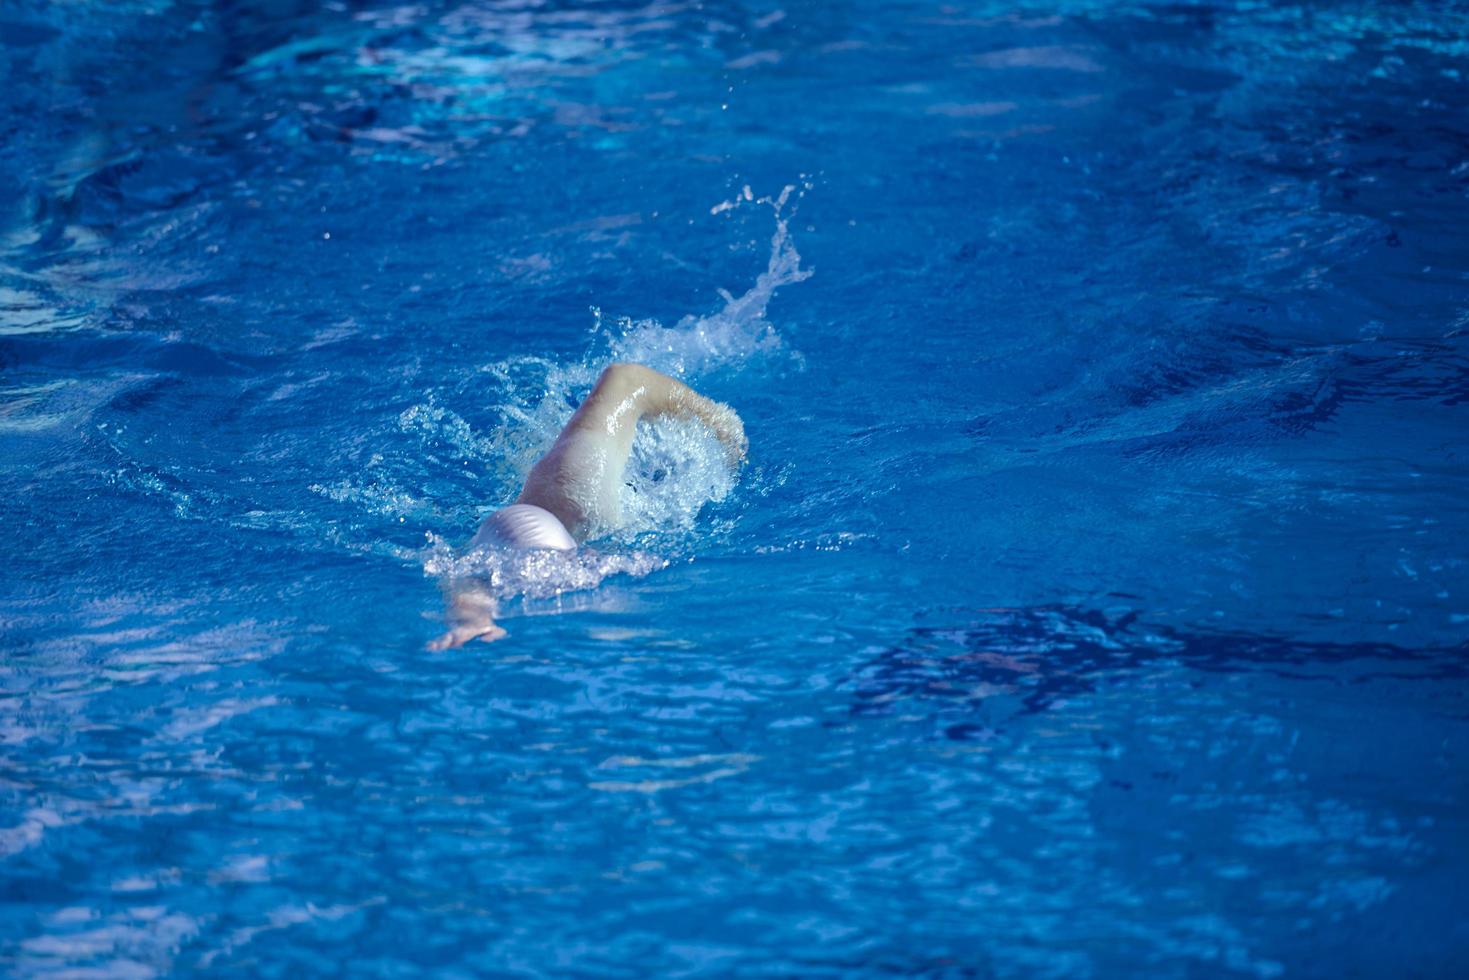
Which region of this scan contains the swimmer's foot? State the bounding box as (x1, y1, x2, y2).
(427, 622, 508, 651)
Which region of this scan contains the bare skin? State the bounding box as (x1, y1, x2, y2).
(428, 363, 746, 650)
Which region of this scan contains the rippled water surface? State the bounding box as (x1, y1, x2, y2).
(4, 1, 1469, 975)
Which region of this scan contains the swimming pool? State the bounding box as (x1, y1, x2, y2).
(3, 0, 1468, 973)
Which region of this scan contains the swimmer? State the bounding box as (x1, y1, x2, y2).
(428, 362, 747, 650)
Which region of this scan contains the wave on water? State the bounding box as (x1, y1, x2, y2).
(424, 185, 812, 606)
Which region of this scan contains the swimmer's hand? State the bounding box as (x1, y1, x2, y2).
(708, 401, 748, 466)
(427, 622, 507, 651)
(427, 587, 507, 651)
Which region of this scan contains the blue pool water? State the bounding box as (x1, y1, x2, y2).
(4, 0, 1469, 974)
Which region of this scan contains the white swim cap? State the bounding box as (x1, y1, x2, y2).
(470, 504, 577, 552)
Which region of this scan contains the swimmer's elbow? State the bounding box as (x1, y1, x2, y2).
(599, 362, 636, 380)
(596, 362, 683, 415)
(599, 362, 656, 391)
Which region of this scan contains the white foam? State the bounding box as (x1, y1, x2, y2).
(424, 531, 668, 600)
(619, 414, 738, 537)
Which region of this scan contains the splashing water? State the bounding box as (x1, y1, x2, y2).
(423, 534, 669, 603)
(426, 187, 811, 604)
(486, 183, 811, 465)
(609, 184, 813, 377)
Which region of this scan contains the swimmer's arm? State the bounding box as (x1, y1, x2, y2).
(427, 584, 507, 650)
(518, 363, 748, 536)
(574, 363, 748, 462)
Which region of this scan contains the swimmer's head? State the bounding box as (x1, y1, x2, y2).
(471, 504, 577, 552)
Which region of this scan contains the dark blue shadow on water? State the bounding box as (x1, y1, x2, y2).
(850, 604, 1469, 733)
